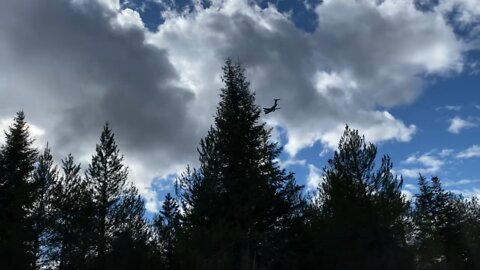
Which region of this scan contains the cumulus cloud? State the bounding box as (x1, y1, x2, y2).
(306, 164, 323, 191)
(149, 0, 469, 156)
(0, 0, 474, 211)
(0, 0, 201, 211)
(448, 116, 477, 133)
(397, 152, 445, 178)
(457, 145, 480, 158)
(437, 0, 480, 26)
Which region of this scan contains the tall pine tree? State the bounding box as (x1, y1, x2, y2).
(0, 111, 38, 269)
(85, 123, 151, 269)
(177, 60, 303, 270)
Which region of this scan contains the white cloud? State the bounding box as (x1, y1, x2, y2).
(277, 158, 307, 169)
(436, 105, 462, 111)
(306, 164, 323, 191)
(448, 116, 476, 134)
(318, 147, 330, 157)
(457, 145, 480, 158)
(437, 0, 480, 26)
(439, 148, 455, 157)
(398, 152, 445, 178)
(450, 188, 480, 199)
(0, 117, 46, 149)
(115, 8, 145, 29)
(404, 184, 417, 191)
(443, 179, 480, 187)
(401, 189, 414, 201)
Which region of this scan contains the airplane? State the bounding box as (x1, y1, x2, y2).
(263, 99, 280, 114)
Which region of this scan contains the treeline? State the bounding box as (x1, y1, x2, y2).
(0, 60, 479, 270)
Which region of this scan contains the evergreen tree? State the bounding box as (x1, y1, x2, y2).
(50, 154, 96, 269)
(463, 197, 480, 268)
(154, 193, 181, 270)
(0, 111, 38, 269)
(107, 185, 154, 270)
(315, 126, 412, 269)
(31, 144, 58, 268)
(414, 176, 476, 270)
(177, 60, 303, 270)
(85, 123, 151, 269)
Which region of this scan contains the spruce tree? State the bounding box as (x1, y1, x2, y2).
(0, 111, 38, 269)
(316, 126, 411, 269)
(154, 193, 180, 270)
(85, 123, 150, 269)
(31, 144, 58, 268)
(177, 60, 303, 270)
(107, 185, 153, 270)
(414, 176, 475, 270)
(463, 197, 480, 268)
(50, 154, 96, 269)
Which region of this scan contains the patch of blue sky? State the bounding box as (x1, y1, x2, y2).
(120, 0, 212, 31)
(382, 71, 480, 194)
(122, 0, 321, 33)
(255, 0, 320, 33)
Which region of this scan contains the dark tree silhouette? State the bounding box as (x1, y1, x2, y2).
(154, 192, 181, 270)
(314, 126, 412, 270)
(85, 123, 151, 269)
(50, 154, 96, 269)
(0, 111, 38, 269)
(463, 197, 480, 267)
(414, 176, 478, 270)
(31, 144, 58, 268)
(176, 60, 303, 270)
(106, 185, 154, 270)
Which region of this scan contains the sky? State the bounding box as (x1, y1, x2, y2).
(0, 0, 479, 212)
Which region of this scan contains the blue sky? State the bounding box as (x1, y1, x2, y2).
(1, 0, 479, 212)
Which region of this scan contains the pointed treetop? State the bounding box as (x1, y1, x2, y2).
(33, 143, 58, 191)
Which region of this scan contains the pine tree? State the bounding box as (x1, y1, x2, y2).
(50, 154, 96, 269)
(414, 176, 475, 270)
(85, 123, 151, 269)
(0, 111, 38, 269)
(107, 185, 153, 270)
(316, 126, 411, 269)
(31, 144, 58, 268)
(463, 197, 480, 268)
(154, 193, 180, 270)
(177, 60, 303, 270)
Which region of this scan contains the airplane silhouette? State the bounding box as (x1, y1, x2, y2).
(263, 99, 280, 114)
